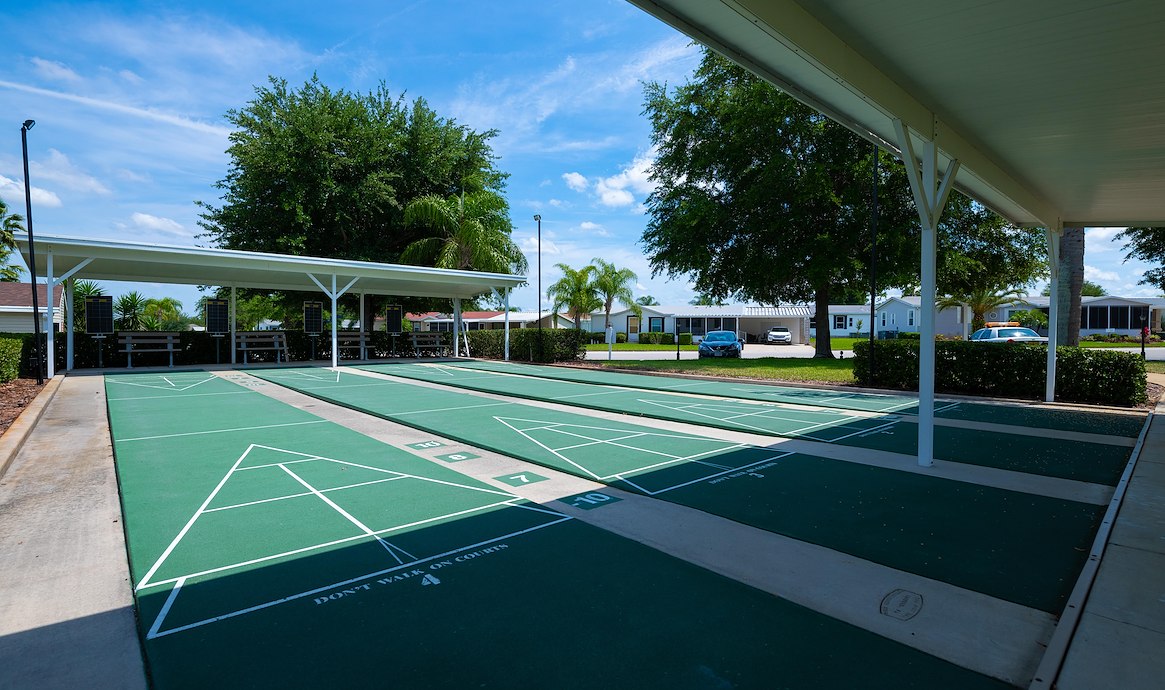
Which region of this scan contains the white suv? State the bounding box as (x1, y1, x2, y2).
(765, 326, 792, 344)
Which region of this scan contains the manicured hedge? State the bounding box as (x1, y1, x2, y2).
(638, 331, 675, 345)
(465, 328, 586, 363)
(0, 336, 23, 382)
(678, 333, 693, 345)
(853, 340, 1147, 406)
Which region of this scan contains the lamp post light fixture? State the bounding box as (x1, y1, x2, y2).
(534, 214, 542, 362)
(21, 119, 44, 385)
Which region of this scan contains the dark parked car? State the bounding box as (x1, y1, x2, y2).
(698, 330, 744, 358)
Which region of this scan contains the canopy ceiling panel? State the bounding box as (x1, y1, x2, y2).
(15, 234, 525, 300)
(629, 0, 1165, 227)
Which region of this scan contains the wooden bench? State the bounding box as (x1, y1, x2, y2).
(410, 331, 449, 357)
(334, 330, 370, 360)
(118, 331, 181, 368)
(235, 331, 289, 365)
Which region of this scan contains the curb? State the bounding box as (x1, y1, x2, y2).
(0, 375, 64, 481)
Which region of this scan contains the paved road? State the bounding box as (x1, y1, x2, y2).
(585, 344, 1165, 361)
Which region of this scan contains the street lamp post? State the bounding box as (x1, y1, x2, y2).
(534, 214, 542, 362)
(21, 120, 44, 385)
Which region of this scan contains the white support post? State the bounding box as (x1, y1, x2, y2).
(452, 298, 462, 358)
(358, 292, 366, 360)
(1045, 225, 1062, 402)
(894, 119, 960, 468)
(503, 290, 511, 361)
(66, 278, 74, 371)
(45, 252, 54, 378)
(230, 286, 237, 364)
(330, 274, 339, 369)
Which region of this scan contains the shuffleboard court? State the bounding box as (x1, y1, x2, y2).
(445, 359, 1148, 438)
(255, 368, 1104, 613)
(357, 361, 1134, 486)
(105, 371, 1010, 688)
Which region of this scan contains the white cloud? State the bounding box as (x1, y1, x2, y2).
(0, 175, 62, 208)
(547, 198, 568, 208)
(578, 221, 610, 237)
(562, 172, 588, 192)
(594, 149, 655, 208)
(1085, 227, 1125, 243)
(118, 69, 144, 85)
(1083, 265, 1123, 283)
(32, 149, 110, 195)
(130, 212, 191, 239)
(31, 57, 81, 82)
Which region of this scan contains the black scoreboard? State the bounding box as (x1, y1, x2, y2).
(385, 304, 403, 335)
(84, 295, 114, 334)
(304, 301, 324, 335)
(205, 299, 229, 334)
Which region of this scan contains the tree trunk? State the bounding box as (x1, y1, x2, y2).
(813, 286, 834, 358)
(1057, 227, 1085, 345)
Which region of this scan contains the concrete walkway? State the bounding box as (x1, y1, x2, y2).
(0, 374, 147, 690)
(0, 369, 1160, 688)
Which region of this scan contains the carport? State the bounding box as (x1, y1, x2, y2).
(629, 0, 1165, 465)
(13, 233, 526, 374)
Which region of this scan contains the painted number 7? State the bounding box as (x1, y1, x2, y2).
(508, 474, 531, 484)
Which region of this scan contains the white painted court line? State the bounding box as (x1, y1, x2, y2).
(107, 375, 219, 393)
(139, 497, 525, 592)
(495, 417, 604, 480)
(617, 452, 794, 496)
(279, 463, 405, 560)
(136, 445, 254, 591)
(144, 515, 571, 639)
(389, 401, 514, 417)
(117, 419, 329, 443)
(111, 390, 253, 402)
(203, 476, 409, 513)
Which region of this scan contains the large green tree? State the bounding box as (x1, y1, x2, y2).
(1117, 227, 1165, 292)
(199, 75, 507, 266)
(642, 50, 920, 357)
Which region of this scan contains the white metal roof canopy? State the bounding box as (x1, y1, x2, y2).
(15, 233, 526, 372)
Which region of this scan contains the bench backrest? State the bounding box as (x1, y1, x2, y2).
(118, 332, 180, 345)
(410, 332, 445, 344)
(235, 331, 287, 345)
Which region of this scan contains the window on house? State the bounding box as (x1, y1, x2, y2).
(833, 315, 846, 330)
(908, 310, 915, 327)
(1088, 306, 1108, 329)
(1133, 306, 1150, 328)
(676, 317, 691, 334)
(721, 317, 737, 332)
(1111, 306, 1130, 329)
(880, 312, 886, 327)
(649, 317, 664, 332)
(627, 316, 640, 333)
(432, 321, 452, 332)
(691, 318, 706, 336)
(1081, 307, 1089, 329)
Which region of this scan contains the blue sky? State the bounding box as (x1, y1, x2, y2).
(0, 1, 1158, 317)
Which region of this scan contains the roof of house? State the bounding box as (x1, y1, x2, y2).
(0, 283, 64, 309)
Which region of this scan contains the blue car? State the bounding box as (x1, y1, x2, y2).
(698, 330, 744, 358)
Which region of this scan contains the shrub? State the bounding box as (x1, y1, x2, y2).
(589, 331, 606, 344)
(466, 328, 585, 363)
(897, 332, 921, 340)
(853, 340, 1146, 406)
(0, 336, 22, 382)
(678, 332, 693, 345)
(659, 332, 675, 345)
(616, 332, 627, 344)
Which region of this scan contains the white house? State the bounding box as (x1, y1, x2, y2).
(1005, 295, 1164, 338)
(0, 283, 64, 333)
(591, 304, 813, 343)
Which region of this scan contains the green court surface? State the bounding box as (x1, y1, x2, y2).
(449, 359, 1148, 438)
(355, 361, 1134, 487)
(104, 371, 1009, 689)
(255, 368, 1103, 613)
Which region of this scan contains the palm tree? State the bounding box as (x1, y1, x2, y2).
(401, 192, 527, 274)
(0, 196, 25, 281)
(546, 264, 600, 330)
(590, 258, 640, 329)
(689, 291, 726, 306)
(143, 296, 184, 329)
(115, 291, 147, 330)
(636, 295, 660, 306)
(937, 285, 1026, 332)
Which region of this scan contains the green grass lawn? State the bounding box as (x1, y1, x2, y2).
(810, 337, 866, 350)
(1146, 361, 1165, 374)
(585, 343, 699, 351)
(601, 357, 856, 384)
(1079, 340, 1165, 348)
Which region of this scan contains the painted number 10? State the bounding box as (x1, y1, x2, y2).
(573, 493, 611, 506)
